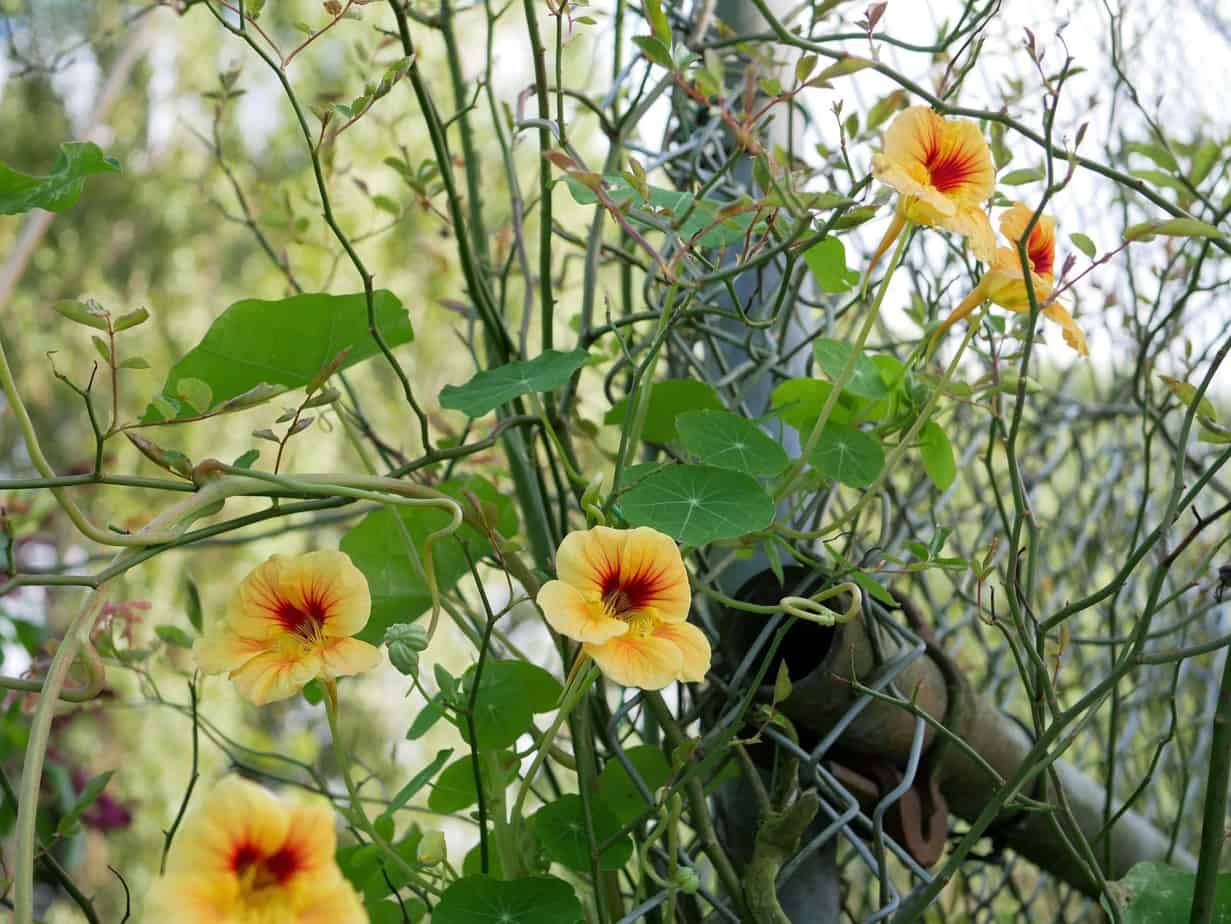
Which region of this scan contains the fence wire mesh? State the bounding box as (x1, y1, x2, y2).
(5, 0, 1230, 921)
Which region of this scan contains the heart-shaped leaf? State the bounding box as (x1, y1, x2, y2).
(596, 745, 671, 824)
(143, 290, 411, 422)
(427, 752, 516, 814)
(1114, 862, 1231, 923)
(918, 421, 956, 491)
(0, 142, 119, 214)
(340, 475, 517, 642)
(803, 237, 860, 293)
(440, 349, 588, 417)
(770, 378, 852, 429)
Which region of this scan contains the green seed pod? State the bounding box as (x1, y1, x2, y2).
(386, 641, 420, 677)
(385, 622, 430, 652)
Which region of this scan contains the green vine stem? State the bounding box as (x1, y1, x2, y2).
(12, 591, 106, 924)
(825, 304, 989, 534)
(0, 640, 105, 702)
(11, 474, 249, 924)
(645, 691, 749, 920)
(208, 465, 463, 634)
(775, 225, 911, 500)
(1189, 647, 1231, 924)
(324, 679, 434, 894)
(0, 330, 183, 547)
(509, 659, 600, 823)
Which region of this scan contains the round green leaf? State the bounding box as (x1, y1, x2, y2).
(918, 421, 956, 491)
(433, 875, 584, 924)
(813, 340, 890, 401)
(427, 752, 515, 814)
(462, 842, 505, 878)
(341, 475, 518, 642)
(596, 745, 671, 824)
(803, 236, 860, 293)
(462, 660, 563, 750)
(604, 379, 724, 443)
(366, 899, 425, 924)
(1116, 862, 1231, 923)
(620, 464, 774, 544)
(770, 378, 851, 429)
(338, 830, 424, 903)
(676, 410, 788, 477)
(809, 423, 884, 488)
(530, 795, 633, 872)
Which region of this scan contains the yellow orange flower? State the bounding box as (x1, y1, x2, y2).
(145, 776, 366, 924)
(933, 202, 1088, 356)
(194, 550, 381, 706)
(537, 526, 710, 690)
(869, 106, 997, 273)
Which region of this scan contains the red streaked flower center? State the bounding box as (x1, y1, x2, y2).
(600, 568, 663, 620)
(272, 594, 330, 638)
(1027, 230, 1054, 277)
(924, 140, 979, 194)
(231, 842, 300, 892)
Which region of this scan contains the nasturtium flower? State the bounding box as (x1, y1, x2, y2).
(536, 526, 710, 690)
(933, 201, 1089, 356)
(145, 777, 366, 924)
(869, 106, 997, 272)
(193, 550, 381, 706)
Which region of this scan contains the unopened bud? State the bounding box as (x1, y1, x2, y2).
(674, 868, 700, 894)
(385, 623, 430, 652)
(387, 642, 420, 677)
(417, 830, 446, 865)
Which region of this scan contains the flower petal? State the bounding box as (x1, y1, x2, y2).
(881, 106, 994, 206)
(320, 637, 382, 680)
(293, 875, 368, 924)
(876, 107, 995, 257)
(226, 554, 292, 640)
(653, 621, 712, 683)
(145, 872, 239, 924)
(537, 580, 628, 644)
(229, 649, 322, 706)
(193, 626, 266, 676)
(1043, 302, 1089, 357)
(585, 634, 684, 691)
(554, 526, 623, 598)
(615, 527, 692, 623)
(281, 802, 338, 878)
(164, 777, 290, 876)
(938, 204, 996, 263)
(873, 154, 957, 218)
(928, 116, 996, 204)
(999, 202, 1056, 276)
(881, 107, 945, 177)
(148, 777, 364, 924)
(281, 550, 372, 639)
